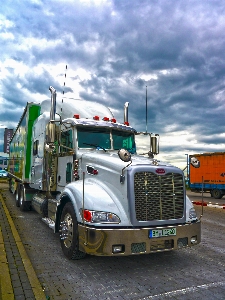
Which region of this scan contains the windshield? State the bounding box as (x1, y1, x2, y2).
(77, 127, 111, 149)
(112, 129, 136, 154)
(77, 126, 136, 153)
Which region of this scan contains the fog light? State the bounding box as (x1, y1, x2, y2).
(112, 245, 124, 253)
(177, 237, 188, 248)
(191, 236, 197, 244)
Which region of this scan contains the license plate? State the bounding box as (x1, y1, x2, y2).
(149, 228, 176, 238)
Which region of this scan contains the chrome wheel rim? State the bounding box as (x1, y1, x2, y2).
(62, 213, 73, 248)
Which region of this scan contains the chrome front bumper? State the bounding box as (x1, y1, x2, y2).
(78, 221, 201, 256)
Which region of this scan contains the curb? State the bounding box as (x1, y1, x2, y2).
(0, 192, 46, 299)
(0, 226, 14, 299)
(192, 201, 225, 209)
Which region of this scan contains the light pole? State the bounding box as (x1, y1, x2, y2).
(185, 154, 189, 179)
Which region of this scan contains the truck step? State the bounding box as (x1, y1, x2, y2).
(41, 217, 55, 230)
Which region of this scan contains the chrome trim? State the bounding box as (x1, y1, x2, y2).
(124, 102, 129, 123)
(49, 86, 56, 121)
(127, 166, 186, 226)
(78, 221, 201, 256)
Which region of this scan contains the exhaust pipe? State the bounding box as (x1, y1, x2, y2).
(124, 102, 129, 124)
(49, 86, 56, 121)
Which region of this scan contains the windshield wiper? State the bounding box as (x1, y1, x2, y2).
(83, 143, 106, 152)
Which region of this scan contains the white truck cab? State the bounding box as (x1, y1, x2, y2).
(8, 86, 201, 259)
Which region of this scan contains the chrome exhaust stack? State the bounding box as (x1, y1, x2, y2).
(49, 86, 56, 121)
(124, 102, 129, 124)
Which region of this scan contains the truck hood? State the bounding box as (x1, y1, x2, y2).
(79, 150, 173, 174)
(74, 150, 185, 227)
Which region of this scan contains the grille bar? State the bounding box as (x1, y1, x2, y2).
(134, 172, 184, 221)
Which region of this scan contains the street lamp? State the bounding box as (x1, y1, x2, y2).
(185, 154, 189, 179)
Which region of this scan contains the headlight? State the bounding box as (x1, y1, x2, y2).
(189, 207, 197, 219)
(81, 209, 121, 224)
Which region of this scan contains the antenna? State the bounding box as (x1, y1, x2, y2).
(61, 65, 68, 115)
(145, 85, 148, 134)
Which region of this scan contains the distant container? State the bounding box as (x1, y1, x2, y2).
(189, 152, 225, 199)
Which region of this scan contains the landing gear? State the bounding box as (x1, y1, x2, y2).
(59, 202, 86, 260)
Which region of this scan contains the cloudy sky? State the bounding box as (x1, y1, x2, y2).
(1, 0, 225, 170)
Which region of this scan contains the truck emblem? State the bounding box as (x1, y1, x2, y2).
(156, 168, 165, 174)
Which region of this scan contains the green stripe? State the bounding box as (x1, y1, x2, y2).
(25, 104, 41, 179)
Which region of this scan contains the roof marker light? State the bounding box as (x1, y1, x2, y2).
(93, 116, 100, 120)
(103, 117, 109, 121)
(124, 121, 129, 126)
(73, 114, 80, 119)
(111, 118, 116, 123)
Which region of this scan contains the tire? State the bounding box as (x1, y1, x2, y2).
(15, 185, 20, 207)
(211, 189, 223, 199)
(9, 179, 13, 193)
(59, 202, 86, 260)
(19, 185, 30, 211)
(41, 198, 48, 217)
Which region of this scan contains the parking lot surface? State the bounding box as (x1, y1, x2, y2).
(0, 182, 225, 299)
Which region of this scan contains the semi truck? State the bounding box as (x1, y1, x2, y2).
(8, 86, 201, 259)
(188, 152, 225, 199)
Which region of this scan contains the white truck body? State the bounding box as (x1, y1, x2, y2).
(8, 86, 201, 259)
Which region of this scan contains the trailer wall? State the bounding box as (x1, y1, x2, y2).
(189, 152, 225, 185)
(9, 103, 41, 181)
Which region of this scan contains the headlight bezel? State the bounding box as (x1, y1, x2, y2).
(189, 207, 197, 220)
(80, 209, 121, 224)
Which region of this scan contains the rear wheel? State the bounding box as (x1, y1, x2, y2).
(59, 202, 86, 260)
(211, 189, 223, 199)
(9, 179, 13, 193)
(15, 185, 20, 207)
(19, 185, 30, 211)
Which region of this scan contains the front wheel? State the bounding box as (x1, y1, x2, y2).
(59, 202, 86, 260)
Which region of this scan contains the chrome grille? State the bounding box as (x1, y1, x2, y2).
(134, 172, 184, 221)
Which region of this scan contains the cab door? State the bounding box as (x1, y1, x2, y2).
(57, 129, 74, 191)
(30, 135, 44, 189)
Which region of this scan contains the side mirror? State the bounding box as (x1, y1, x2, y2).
(45, 143, 55, 153)
(118, 149, 131, 162)
(150, 135, 159, 155)
(190, 156, 200, 168)
(118, 149, 132, 184)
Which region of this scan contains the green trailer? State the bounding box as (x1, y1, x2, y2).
(8, 103, 41, 193)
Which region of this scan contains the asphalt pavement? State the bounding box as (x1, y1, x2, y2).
(186, 190, 225, 209)
(0, 180, 224, 299)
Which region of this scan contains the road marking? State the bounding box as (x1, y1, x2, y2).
(193, 201, 225, 209)
(140, 281, 225, 299)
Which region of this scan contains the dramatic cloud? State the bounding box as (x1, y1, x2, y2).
(1, 0, 225, 169)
